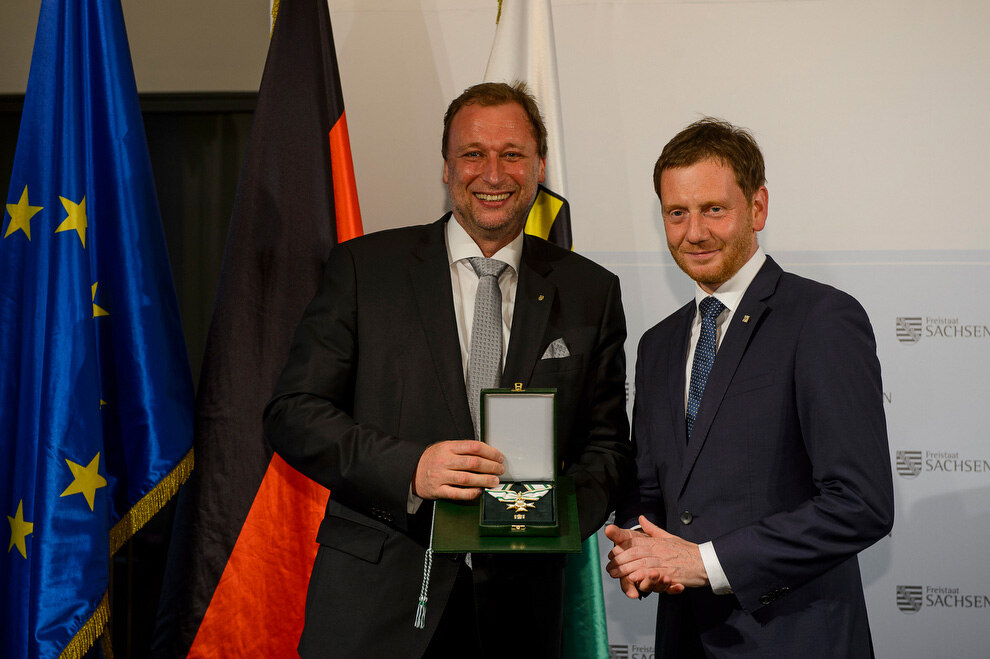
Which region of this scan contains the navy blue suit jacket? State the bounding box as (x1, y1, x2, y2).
(619, 256, 893, 657)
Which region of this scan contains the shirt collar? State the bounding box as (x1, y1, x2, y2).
(445, 216, 523, 273)
(693, 246, 767, 314)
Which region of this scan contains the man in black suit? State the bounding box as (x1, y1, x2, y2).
(264, 82, 629, 657)
(606, 118, 894, 657)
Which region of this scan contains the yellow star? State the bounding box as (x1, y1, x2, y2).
(60, 452, 108, 511)
(55, 195, 87, 247)
(4, 186, 43, 240)
(91, 282, 109, 318)
(7, 500, 33, 559)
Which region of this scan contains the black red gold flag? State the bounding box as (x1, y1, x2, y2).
(153, 0, 362, 655)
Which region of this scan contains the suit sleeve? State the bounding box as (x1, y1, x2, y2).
(712, 290, 894, 612)
(262, 243, 425, 531)
(564, 274, 635, 539)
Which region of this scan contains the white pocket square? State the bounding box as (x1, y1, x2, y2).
(541, 338, 570, 359)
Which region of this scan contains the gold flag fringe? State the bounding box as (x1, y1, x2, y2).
(59, 592, 109, 659)
(110, 448, 194, 555)
(60, 448, 194, 657)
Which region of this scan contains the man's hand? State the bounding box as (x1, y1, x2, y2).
(604, 528, 666, 598)
(605, 525, 684, 598)
(605, 516, 706, 597)
(412, 440, 505, 501)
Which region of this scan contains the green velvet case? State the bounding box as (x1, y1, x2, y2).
(431, 386, 582, 553)
(431, 476, 581, 553)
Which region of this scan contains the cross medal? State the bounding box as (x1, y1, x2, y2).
(486, 483, 552, 519)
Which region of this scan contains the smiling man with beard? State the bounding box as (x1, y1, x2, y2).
(606, 118, 894, 658)
(264, 82, 630, 658)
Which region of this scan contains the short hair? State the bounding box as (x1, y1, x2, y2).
(441, 81, 548, 160)
(653, 118, 766, 201)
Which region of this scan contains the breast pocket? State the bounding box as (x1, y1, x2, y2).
(531, 353, 584, 376)
(724, 371, 775, 399)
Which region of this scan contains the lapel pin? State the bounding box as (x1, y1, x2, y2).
(538, 294, 545, 301)
(742, 315, 750, 323)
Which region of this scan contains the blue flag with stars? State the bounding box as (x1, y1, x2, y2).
(0, 1, 194, 657)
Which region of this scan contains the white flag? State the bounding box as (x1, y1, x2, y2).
(485, 0, 571, 247)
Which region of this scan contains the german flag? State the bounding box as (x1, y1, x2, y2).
(153, 0, 361, 655)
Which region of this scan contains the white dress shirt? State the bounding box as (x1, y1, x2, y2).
(688, 247, 766, 595)
(446, 217, 523, 379)
(407, 219, 524, 513)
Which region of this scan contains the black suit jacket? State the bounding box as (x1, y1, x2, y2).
(264, 216, 630, 657)
(618, 256, 893, 658)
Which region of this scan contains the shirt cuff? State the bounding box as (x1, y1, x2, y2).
(407, 487, 423, 514)
(699, 541, 733, 595)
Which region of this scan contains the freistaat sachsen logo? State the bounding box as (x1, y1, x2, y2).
(894, 450, 990, 478)
(609, 644, 654, 658)
(897, 315, 990, 341)
(896, 317, 922, 344)
(895, 450, 923, 479)
(609, 645, 630, 659)
(897, 585, 923, 613)
(897, 585, 990, 611)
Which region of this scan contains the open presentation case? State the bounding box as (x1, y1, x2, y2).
(432, 387, 581, 553)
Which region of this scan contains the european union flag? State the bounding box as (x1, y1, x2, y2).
(0, 1, 194, 657)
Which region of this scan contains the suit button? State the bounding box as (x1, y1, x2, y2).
(679, 511, 693, 525)
(760, 594, 773, 605)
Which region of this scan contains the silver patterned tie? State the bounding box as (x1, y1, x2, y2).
(467, 257, 509, 440)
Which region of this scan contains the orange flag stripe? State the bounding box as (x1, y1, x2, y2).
(330, 110, 363, 243)
(188, 456, 330, 657)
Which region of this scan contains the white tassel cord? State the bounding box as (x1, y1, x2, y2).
(414, 502, 437, 629)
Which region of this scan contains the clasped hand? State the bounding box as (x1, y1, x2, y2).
(413, 439, 505, 501)
(604, 516, 708, 599)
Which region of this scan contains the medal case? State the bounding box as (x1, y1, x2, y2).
(431, 385, 581, 553)
(478, 388, 557, 536)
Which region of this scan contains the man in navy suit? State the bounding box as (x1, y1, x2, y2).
(606, 118, 894, 657)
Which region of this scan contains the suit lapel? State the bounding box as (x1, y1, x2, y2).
(409, 215, 474, 440)
(502, 236, 555, 388)
(667, 301, 695, 448)
(676, 258, 783, 495)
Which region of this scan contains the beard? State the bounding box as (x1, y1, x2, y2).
(668, 220, 756, 290)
